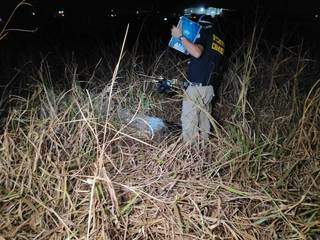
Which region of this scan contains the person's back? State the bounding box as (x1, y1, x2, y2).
(187, 15, 225, 87)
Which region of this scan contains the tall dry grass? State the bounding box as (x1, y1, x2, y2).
(0, 25, 319, 240)
(0, 0, 37, 41)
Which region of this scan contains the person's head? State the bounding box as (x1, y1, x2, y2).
(198, 13, 224, 33)
(198, 15, 214, 29)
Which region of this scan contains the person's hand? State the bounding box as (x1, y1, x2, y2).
(171, 25, 182, 39)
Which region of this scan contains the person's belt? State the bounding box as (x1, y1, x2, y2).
(182, 81, 210, 89)
(189, 82, 207, 87)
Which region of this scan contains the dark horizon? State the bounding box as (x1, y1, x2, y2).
(1, 0, 320, 62)
(2, 0, 320, 16)
(1, 0, 320, 32)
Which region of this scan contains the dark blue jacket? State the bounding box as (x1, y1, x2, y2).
(187, 25, 225, 85)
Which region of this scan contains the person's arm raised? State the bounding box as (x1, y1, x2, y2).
(171, 25, 204, 58)
(180, 36, 204, 58)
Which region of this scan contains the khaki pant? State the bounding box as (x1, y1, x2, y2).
(181, 85, 214, 143)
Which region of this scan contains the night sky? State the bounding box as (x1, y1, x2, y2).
(1, 0, 320, 47)
(1, 0, 320, 17)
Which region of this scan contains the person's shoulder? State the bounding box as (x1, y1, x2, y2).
(195, 28, 207, 43)
(200, 27, 213, 41)
(200, 27, 211, 38)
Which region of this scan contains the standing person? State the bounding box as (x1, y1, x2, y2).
(171, 13, 225, 144)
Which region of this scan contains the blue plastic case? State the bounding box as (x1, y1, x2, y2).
(169, 16, 202, 55)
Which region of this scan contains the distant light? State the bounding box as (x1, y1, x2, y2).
(58, 10, 65, 17)
(315, 14, 319, 18)
(136, 10, 139, 15)
(32, 12, 36, 16)
(184, 7, 224, 17)
(164, 17, 168, 21)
